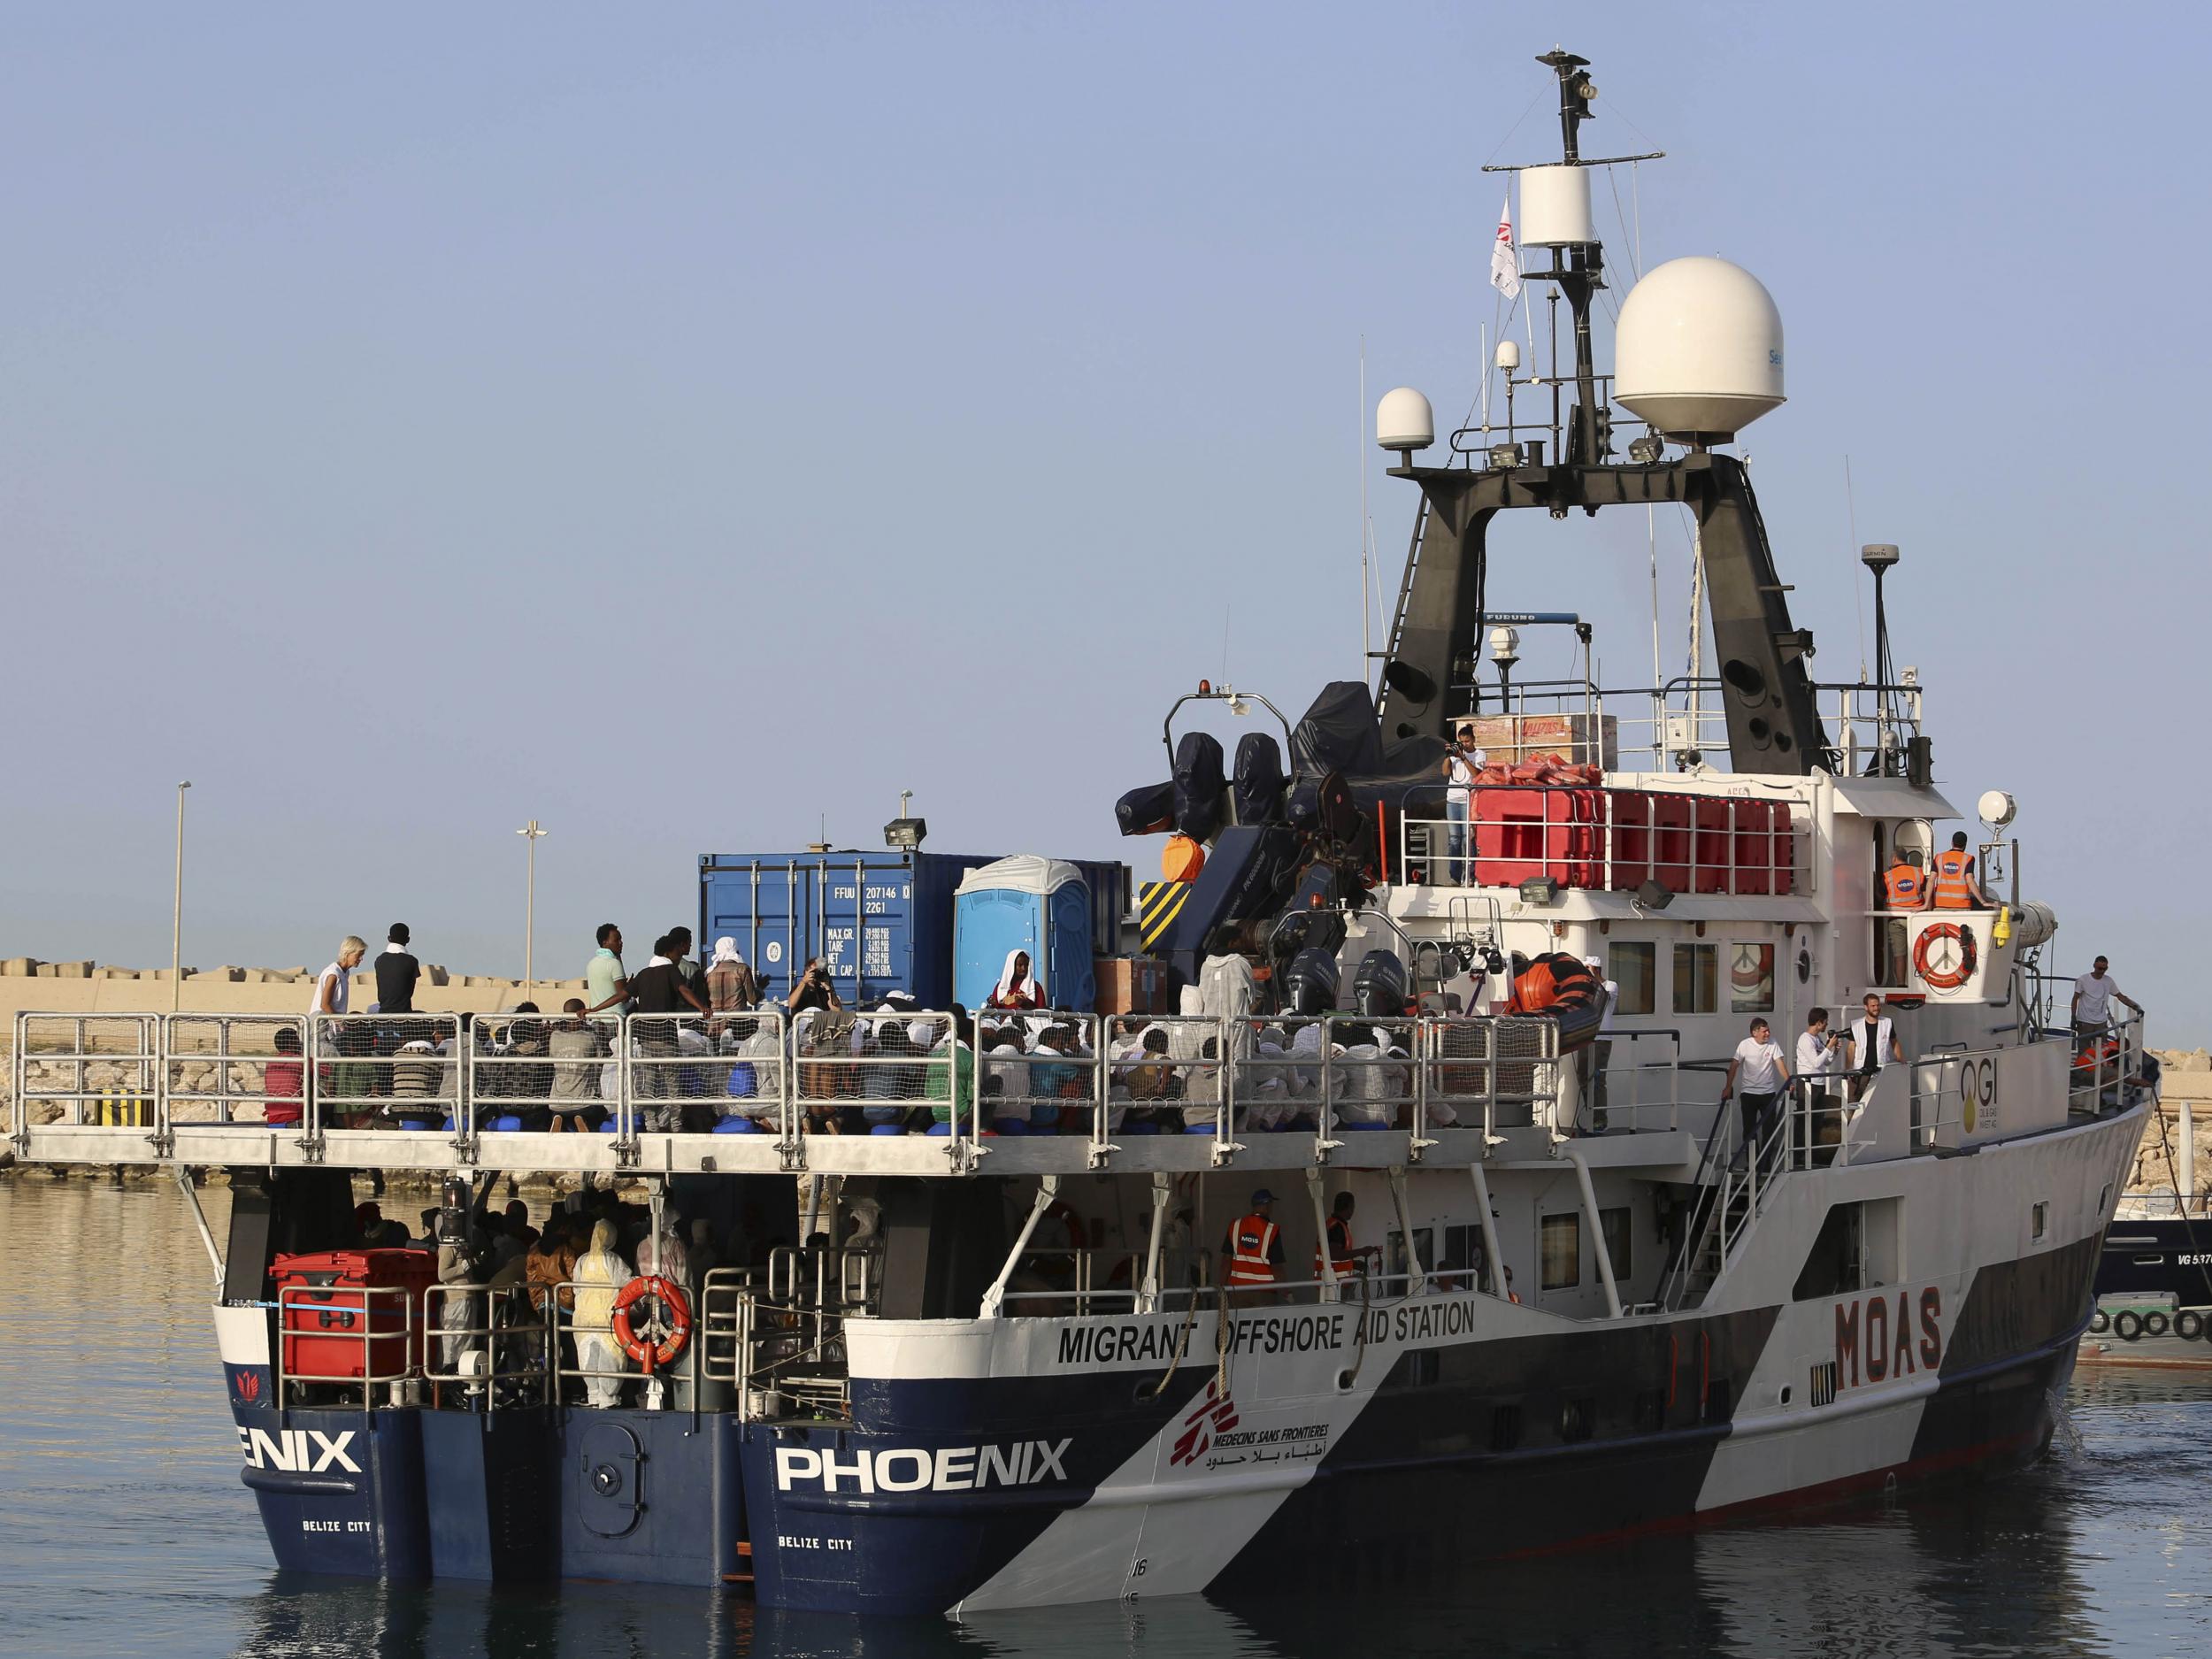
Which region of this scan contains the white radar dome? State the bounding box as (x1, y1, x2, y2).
(1521, 165, 1594, 248)
(1614, 257, 1786, 443)
(1377, 387, 1435, 452)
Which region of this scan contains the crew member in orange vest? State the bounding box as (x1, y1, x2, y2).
(1224, 1189, 1284, 1302)
(1930, 832, 1990, 910)
(1313, 1190, 1358, 1286)
(1878, 850, 1929, 985)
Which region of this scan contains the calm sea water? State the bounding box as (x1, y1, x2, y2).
(2, 1178, 2208, 1659)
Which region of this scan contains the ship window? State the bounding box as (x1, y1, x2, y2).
(1540, 1213, 1580, 1290)
(1490, 1402, 1523, 1451)
(1729, 944, 1775, 1013)
(2032, 1202, 2048, 1242)
(1609, 943, 1656, 1016)
(1600, 1205, 1633, 1282)
(1672, 944, 1717, 1015)
(1440, 1224, 1484, 1292)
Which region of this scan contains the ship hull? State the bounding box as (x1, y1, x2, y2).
(212, 1103, 2139, 1613)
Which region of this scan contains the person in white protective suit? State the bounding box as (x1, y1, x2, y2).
(571, 1220, 632, 1408)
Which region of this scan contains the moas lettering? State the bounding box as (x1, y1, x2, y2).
(774, 1438, 1071, 1494)
(1832, 1286, 1943, 1388)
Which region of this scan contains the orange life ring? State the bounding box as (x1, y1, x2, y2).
(1912, 922, 1978, 991)
(611, 1275, 692, 1372)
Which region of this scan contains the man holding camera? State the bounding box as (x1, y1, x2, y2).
(787, 956, 842, 1017)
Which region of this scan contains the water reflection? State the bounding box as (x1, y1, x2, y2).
(4, 1180, 2209, 1659)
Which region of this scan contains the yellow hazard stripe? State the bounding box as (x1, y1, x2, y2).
(1137, 880, 1194, 948)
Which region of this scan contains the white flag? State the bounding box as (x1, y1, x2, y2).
(1490, 196, 1520, 301)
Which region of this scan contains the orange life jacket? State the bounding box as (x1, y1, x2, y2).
(1883, 864, 1924, 910)
(1313, 1215, 1356, 1279)
(1225, 1214, 1279, 1286)
(1932, 849, 1974, 909)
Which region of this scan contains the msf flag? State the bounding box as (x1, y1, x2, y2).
(1490, 196, 1520, 301)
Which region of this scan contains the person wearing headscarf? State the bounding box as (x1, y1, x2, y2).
(986, 949, 1045, 1010)
(571, 1219, 631, 1408)
(706, 939, 759, 1012)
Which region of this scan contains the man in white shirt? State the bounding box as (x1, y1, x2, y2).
(1846, 992, 1905, 1102)
(1440, 725, 1486, 885)
(2071, 956, 2141, 1038)
(1795, 1008, 1846, 1160)
(1720, 1017, 1791, 1168)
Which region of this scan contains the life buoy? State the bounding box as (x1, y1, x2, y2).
(611, 1275, 692, 1372)
(1912, 922, 1978, 991)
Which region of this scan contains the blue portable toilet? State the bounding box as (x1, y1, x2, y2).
(953, 856, 1098, 1012)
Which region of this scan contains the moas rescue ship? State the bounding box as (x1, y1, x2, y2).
(8, 49, 2153, 1617)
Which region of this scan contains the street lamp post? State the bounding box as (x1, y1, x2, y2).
(517, 820, 548, 1000)
(172, 781, 191, 1012)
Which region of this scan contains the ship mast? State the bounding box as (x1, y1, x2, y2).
(1372, 49, 1837, 777)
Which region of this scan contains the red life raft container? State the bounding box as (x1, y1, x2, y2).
(273, 1248, 438, 1382)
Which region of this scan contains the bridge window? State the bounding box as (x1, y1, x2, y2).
(1609, 943, 1655, 1016)
(1729, 944, 1774, 1014)
(1672, 943, 1717, 1016)
(1540, 1212, 1580, 1291)
(1600, 1205, 1632, 1282)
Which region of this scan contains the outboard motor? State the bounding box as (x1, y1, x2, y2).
(1173, 731, 1228, 842)
(1233, 732, 1286, 826)
(1281, 947, 1341, 1017)
(1116, 780, 1176, 836)
(1286, 768, 1357, 844)
(1351, 949, 1411, 1018)
(1272, 902, 1348, 965)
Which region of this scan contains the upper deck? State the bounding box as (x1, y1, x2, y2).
(9, 994, 2142, 1181)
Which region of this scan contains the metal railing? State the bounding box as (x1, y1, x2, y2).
(15, 1006, 1575, 1168)
(423, 1283, 553, 1406)
(1584, 1027, 1681, 1133)
(1395, 786, 1809, 896)
(275, 1281, 423, 1406)
(1434, 674, 1924, 777)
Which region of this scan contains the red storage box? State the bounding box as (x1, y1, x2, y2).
(275, 1248, 437, 1382)
(1732, 800, 1774, 895)
(1772, 803, 1795, 895)
(1693, 799, 1732, 895)
(1554, 787, 1608, 887)
(1473, 787, 1549, 886)
(1606, 789, 1652, 891)
(1651, 794, 1693, 892)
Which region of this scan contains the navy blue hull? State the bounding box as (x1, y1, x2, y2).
(234, 1402, 745, 1587)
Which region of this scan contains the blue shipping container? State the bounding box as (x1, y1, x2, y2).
(695, 851, 986, 1011)
(698, 850, 1130, 1013)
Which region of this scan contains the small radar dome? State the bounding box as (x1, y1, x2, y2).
(1377, 387, 1435, 454)
(1977, 790, 2016, 830)
(1494, 338, 1521, 373)
(1614, 257, 1786, 443)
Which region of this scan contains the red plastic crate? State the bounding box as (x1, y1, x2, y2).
(1473, 787, 1549, 886)
(1651, 795, 1693, 892)
(1693, 800, 1732, 895)
(1606, 790, 1652, 891)
(1554, 787, 1608, 887)
(275, 1248, 436, 1381)
(1732, 800, 1774, 895)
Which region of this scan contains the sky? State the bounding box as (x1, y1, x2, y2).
(4, 3, 2208, 1040)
